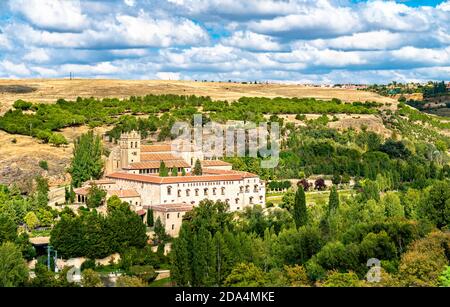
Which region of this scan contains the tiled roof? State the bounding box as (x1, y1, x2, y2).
(150, 203, 193, 212)
(86, 179, 116, 185)
(74, 187, 89, 195)
(124, 160, 189, 170)
(201, 168, 258, 178)
(201, 160, 232, 167)
(136, 209, 146, 216)
(107, 189, 140, 198)
(141, 144, 172, 153)
(140, 153, 181, 161)
(107, 171, 250, 184)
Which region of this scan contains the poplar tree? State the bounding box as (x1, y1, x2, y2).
(328, 186, 340, 214)
(69, 131, 104, 188)
(171, 223, 193, 286)
(293, 186, 307, 228)
(192, 227, 214, 286)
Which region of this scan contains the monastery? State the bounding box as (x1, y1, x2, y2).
(74, 131, 266, 237)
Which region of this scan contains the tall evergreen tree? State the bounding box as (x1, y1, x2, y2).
(35, 176, 49, 207)
(159, 161, 169, 177)
(69, 131, 104, 187)
(193, 159, 202, 176)
(171, 223, 193, 286)
(328, 186, 340, 214)
(171, 167, 178, 176)
(146, 209, 154, 227)
(192, 226, 214, 286)
(293, 186, 307, 228)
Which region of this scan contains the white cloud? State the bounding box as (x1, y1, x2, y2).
(221, 31, 282, 51)
(0, 60, 31, 76)
(437, 0, 450, 11)
(248, 6, 361, 39)
(6, 12, 209, 49)
(23, 48, 50, 63)
(9, 0, 88, 32)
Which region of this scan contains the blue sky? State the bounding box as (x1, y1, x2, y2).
(0, 0, 449, 84)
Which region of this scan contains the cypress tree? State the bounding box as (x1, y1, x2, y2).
(193, 159, 202, 176)
(181, 168, 186, 176)
(171, 223, 193, 286)
(146, 209, 154, 227)
(159, 161, 168, 177)
(328, 185, 340, 214)
(192, 227, 214, 286)
(293, 185, 307, 228)
(171, 167, 178, 176)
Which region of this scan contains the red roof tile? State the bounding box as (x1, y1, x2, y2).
(106, 171, 250, 184)
(151, 203, 193, 212)
(107, 189, 140, 198)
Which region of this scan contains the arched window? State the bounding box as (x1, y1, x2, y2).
(249, 196, 254, 204)
(195, 189, 199, 196)
(186, 189, 190, 197)
(167, 186, 172, 196)
(239, 186, 244, 193)
(235, 198, 239, 204)
(221, 187, 225, 195)
(178, 190, 182, 197)
(213, 188, 217, 195)
(254, 185, 259, 192)
(204, 188, 208, 196)
(245, 185, 250, 193)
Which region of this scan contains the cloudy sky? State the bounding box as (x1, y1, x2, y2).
(0, 0, 449, 83)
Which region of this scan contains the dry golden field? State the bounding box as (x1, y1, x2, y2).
(0, 79, 397, 115)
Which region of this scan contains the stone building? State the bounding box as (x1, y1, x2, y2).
(77, 131, 266, 237)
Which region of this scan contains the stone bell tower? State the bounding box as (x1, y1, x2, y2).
(120, 131, 141, 167)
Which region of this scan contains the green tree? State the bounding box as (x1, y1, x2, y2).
(0, 242, 29, 287)
(171, 223, 193, 286)
(147, 209, 154, 227)
(153, 217, 168, 244)
(116, 275, 146, 287)
(293, 186, 307, 228)
(193, 159, 202, 176)
(181, 168, 186, 176)
(224, 263, 267, 287)
(69, 131, 104, 188)
(0, 214, 17, 243)
(81, 269, 103, 287)
(192, 226, 214, 286)
(321, 271, 363, 287)
(35, 176, 49, 207)
(159, 161, 169, 177)
(86, 184, 106, 208)
(419, 181, 450, 228)
(328, 186, 339, 214)
(24, 212, 39, 230)
(128, 265, 157, 283)
(171, 167, 178, 176)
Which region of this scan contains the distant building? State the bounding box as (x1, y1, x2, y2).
(75, 131, 266, 237)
